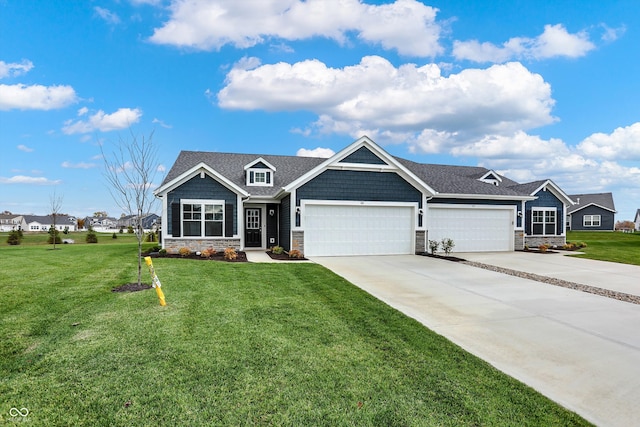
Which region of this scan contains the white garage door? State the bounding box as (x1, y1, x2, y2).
(428, 206, 514, 252)
(304, 204, 414, 256)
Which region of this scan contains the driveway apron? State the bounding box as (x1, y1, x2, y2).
(311, 255, 640, 427)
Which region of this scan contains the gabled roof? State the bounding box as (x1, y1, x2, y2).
(157, 137, 565, 202)
(508, 179, 574, 206)
(568, 193, 616, 214)
(23, 214, 74, 224)
(635, 209, 640, 222)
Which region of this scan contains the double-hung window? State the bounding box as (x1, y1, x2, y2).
(246, 169, 272, 186)
(532, 208, 556, 235)
(182, 200, 224, 237)
(583, 215, 601, 227)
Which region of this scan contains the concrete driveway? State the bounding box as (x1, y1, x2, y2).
(311, 253, 640, 427)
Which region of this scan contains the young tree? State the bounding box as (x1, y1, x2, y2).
(101, 129, 160, 287)
(49, 190, 64, 249)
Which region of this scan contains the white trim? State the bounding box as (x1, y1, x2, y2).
(298, 200, 420, 230)
(246, 168, 273, 187)
(528, 180, 574, 206)
(435, 193, 535, 201)
(283, 136, 437, 197)
(583, 214, 602, 227)
(180, 199, 225, 238)
(568, 202, 617, 214)
(154, 162, 249, 198)
(243, 157, 276, 171)
(531, 207, 558, 237)
(242, 204, 267, 250)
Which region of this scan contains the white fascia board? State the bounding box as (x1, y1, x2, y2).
(283, 135, 436, 196)
(569, 203, 617, 214)
(530, 180, 574, 205)
(154, 162, 249, 197)
(479, 170, 503, 182)
(435, 193, 536, 201)
(243, 196, 280, 204)
(244, 157, 276, 171)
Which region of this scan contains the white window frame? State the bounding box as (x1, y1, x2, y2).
(246, 168, 273, 187)
(583, 214, 601, 227)
(532, 207, 557, 236)
(181, 199, 224, 237)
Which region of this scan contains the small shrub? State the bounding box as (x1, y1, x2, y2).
(224, 247, 237, 260)
(428, 240, 439, 255)
(127, 226, 134, 234)
(524, 245, 530, 251)
(538, 244, 549, 253)
(7, 230, 21, 245)
(271, 246, 284, 255)
(158, 248, 167, 256)
(563, 242, 576, 250)
(201, 248, 216, 258)
(48, 226, 62, 244)
(145, 232, 157, 242)
(63, 226, 69, 235)
(112, 233, 118, 239)
(578, 242, 587, 248)
(178, 247, 191, 257)
(119, 227, 124, 234)
(86, 227, 98, 244)
(288, 249, 304, 259)
(441, 238, 455, 256)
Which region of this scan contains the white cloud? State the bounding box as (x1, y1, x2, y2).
(577, 122, 640, 160)
(0, 175, 61, 185)
(600, 24, 626, 42)
(61, 161, 97, 169)
(150, 0, 443, 56)
(450, 131, 568, 159)
(62, 108, 143, 134)
(94, 7, 121, 25)
(296, 147, 335, 158)
(17, 144, 34, 152)
(152, 118, 172, 128)
(0, 83, 78, 110)
(0, 60, 34, 79)
(219, 56, 555, 144)
(453, 24, 595, 63)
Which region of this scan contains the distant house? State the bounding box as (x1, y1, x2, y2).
(567, 193, 616, 231)
(634, 209, 640, 231)
(83, 216, 118, 231)
(117, 213, 160, 231)
(0, 214, 27, 232)
(23, 215, 77, 232)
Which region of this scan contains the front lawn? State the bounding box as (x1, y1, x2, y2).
(567, 231, 640, 266)
(0, 243, 589, 426)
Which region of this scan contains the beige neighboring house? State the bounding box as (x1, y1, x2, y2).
(0, 214, 27, 232)
(23, 215, 77, 232)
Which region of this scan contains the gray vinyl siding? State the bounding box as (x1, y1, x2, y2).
(296, 170, 422, 206)
(340, 147, 387, 165)
(570, 206, 615, 231)
(525, 190, 564, 235)
(279, 195, 291, 251)
(166, 175, 238, 235)
(266, 203, 279, 246)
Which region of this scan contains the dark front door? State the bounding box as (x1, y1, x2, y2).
(245, 208, 261, 247)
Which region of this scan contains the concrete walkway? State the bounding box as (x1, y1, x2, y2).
(311, 254, 640, 427)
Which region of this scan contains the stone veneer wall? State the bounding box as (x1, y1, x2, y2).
(514, 230, 525, 251)
(164, 238, 241, 254)
(524, 235, 566, 249)
(291, 230, 304, 254)
(415, 230, 426, 254)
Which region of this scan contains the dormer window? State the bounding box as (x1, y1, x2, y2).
(478, 170, 502, 186)
(244, 157, 276, 187)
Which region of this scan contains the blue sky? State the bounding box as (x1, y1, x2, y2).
(1, 0, 639, 221)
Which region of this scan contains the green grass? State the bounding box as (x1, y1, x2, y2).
(0, 243, 589, 426)
(567, 231, 640, 266)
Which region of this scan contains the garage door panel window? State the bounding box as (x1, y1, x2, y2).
(532, 208, 556, 236)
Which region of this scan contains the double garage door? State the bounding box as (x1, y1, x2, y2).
(304, 204, 414, 257)
(428, 206, 514, 252)
(303, 203, 514, 256)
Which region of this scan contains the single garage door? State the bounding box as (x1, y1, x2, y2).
(428, 206, 514, 252)
(304, 204, 414, 256)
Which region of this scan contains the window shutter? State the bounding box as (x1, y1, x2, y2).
(266, 172, 271, 184)
(249, 171, 254, 184)
(171, 203, 181, 237)
(224, 204, 234, 237)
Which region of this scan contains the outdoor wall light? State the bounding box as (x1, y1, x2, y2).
(517, 211, 523, 217)
(295, 207, 301, 214)
(418, 208, 424, 215)
(269, 209, 275, 217)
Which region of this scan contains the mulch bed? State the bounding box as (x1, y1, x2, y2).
(266, 251, 308, 261)
(145, 251, 248, 262)
(112, 282, 153, 292)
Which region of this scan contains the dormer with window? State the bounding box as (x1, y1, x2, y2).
(244, 157, 276, 187)
(478, 170, 502, 186)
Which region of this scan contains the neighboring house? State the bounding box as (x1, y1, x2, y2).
(567, 193, 616, 231)
(83, 216, 119, 231)
(117, 213, 160, 231)
(635, 209, 640, 231)
(154, 136, 573, 256)
(24, 215, 77, 232)
(0, 214, 27, 232)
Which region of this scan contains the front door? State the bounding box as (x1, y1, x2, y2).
(245, 208, 261, 247)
